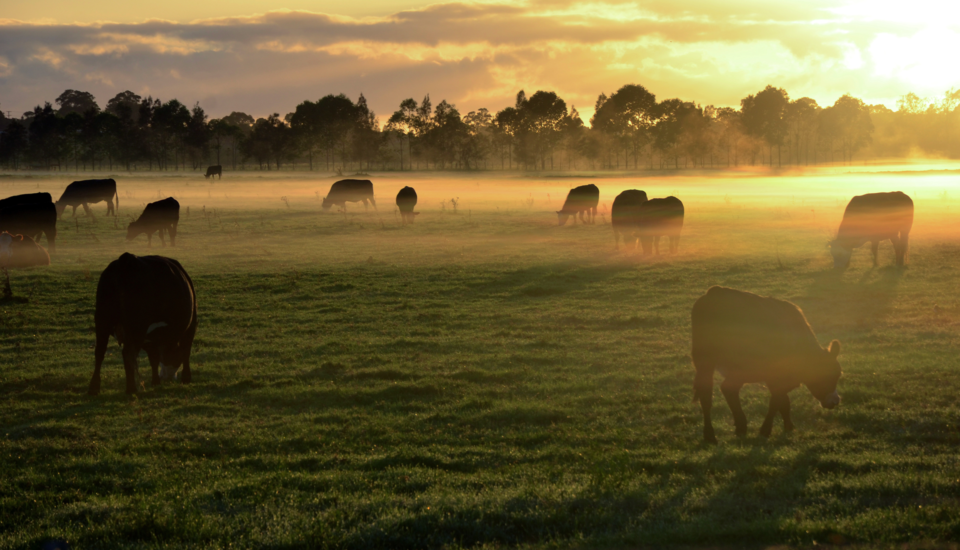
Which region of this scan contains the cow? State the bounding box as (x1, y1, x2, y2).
(638, 196, 684, 255)
(0, 202, 57, 251)
(127, 197, 180, 247)
(556, 184, 599, 226)
(322, 179, 377, 212)
(611, 189, 647, 250)
(830, 191, 913, 270)
(88, 253, 197, 395)
(0, 192, 53, 210)
(396, 186, 419, 224)
(692, 286, 842, 443)
(56, 178, 118, 218)
(0, 232, 50, 268)
(204, 165, 222, 179)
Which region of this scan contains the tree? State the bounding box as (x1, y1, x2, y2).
(208, 119, 241, 167)
(0, 120, 28, 169)
(516, 90, 568, 170)
(105, 91, 142, 122)
(386, 98, 419, 170)
(820, 95, 873, 163)
(653, 99, 698, 168)
(741, 85, 789, 166)
(591, 84, 657, 168)
(56, 90, 99, 116)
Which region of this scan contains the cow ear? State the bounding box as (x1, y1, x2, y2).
(828, 340, 841, 358)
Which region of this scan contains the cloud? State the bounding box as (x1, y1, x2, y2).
(0, 1, 948, 122)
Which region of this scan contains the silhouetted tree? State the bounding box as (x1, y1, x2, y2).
(741, 85, 789, 166)
(56, 90, 99, 116)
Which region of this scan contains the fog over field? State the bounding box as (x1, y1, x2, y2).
(2, 166, 960, 547)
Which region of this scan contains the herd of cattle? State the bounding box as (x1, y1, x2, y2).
(0, 174, 916, 442)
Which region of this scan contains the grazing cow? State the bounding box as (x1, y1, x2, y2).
(556, 184, 599, 226)
(204, 165, 222, 179)
(692, 286, 842, 443)
(0, 232, 50, 268)
(0, 192, 53, 210)
(396, 186, 419, 224)
(322, 179, 377, 212)
(0, 202, 57, 251)
(638, 196, 684, 255)
(611, 189, 647, 250)
(89, 253, 197, 395)
(831, 191, 913, 270)
(56, 179, 118, 218)
(127, 197, 180, 247)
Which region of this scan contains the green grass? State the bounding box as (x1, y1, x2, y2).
(2, 169, 960, 549)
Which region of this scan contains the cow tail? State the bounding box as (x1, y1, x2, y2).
(691, 351, 713, 404)
(115, 190, 119, 213)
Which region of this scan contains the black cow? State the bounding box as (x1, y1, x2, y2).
(692, 286, 842, 443)
(556, 184, 599, 226)
(831, 191, 913, 270)
(0, 192, 53, 210)
(611, 189, 647, 250)
(127, 197, 180, 247)
(89, 253, 197, 395)
(638, 196, 684, 255)
(204, 165, 222, 179)
(0, 202, 57, 251)
(322, 179, 377, 212)
(56, 179, 118, 218)
(396, 186, 419, 224)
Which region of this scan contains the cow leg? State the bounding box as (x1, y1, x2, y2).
(148, 348, 161, 386)
(363, 199, 369, 212)
(871, 241, 879, 267)
(759, 391, 787, 437)
(82, 203, 92, 217)
(370, 196, 377, 211)
(89, 330, 110, 395)
(780, 393, 794, 432)
(71, 205, 78, 217)
(159, 228, 167, 247)
(591, 207, 597, 224)
(122, 342, 142, 395)
(169, 224, 177, 247)
(670, 236, 680, 254)
(898, 231, 910, 266)
(693, 361, 717, 444)
(720, 379, 747, 436)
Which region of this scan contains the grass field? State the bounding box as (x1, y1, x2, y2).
(2, 167, 960, 549)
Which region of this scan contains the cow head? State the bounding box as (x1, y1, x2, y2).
(805, 340, 842, 409)
(829, 241, 852, 270)
(556, 212, 571, 226)
(55, 201, 67, 219)
(321, 197, 333, 211)
(125, 220, 143, 241)
(158, 342, 183, 382)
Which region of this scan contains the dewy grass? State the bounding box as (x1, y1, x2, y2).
(1, 168, 960, 549)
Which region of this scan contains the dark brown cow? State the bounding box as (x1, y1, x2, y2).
(0, 192, 53, 210)
(831, 191, 913, 270)
(322, 179, 377, 212)
(611, 189, 647, 250)
(638, 196, 684, 255)
(204, 165, 222, 179)
(127, 197, 180, 247)
(89, 253, 197, 395)
(396, 186, 419, 224)
(0, 232, 50, 268)
(692, 286, 841, 443)
(56, 179, 118, 218)
(0, 201, 57, 251)
(556, 184, 599, 226)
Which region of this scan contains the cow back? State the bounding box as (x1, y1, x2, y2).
(138, 197, 181, 224)
(638, 196, 684, 235)
(838, 191, 913, 241)
(0, 193, 53, 210)
(329, 179, 374, 201)
(560, 184, 600, 213)
(60, 179, 117, 204)
(396, 186, 418, 212)
(611, 190, 647, 228)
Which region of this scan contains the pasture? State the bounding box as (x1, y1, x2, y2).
(1, 168, 959, 549)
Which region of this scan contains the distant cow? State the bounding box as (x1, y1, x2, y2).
(611, 189, 647, 250)
(831, 191, 913, 270)
(128, 197, 180, 247)
(56, 179, 118, 218)
(557, 184, 599, 226)
(396, 186, 419, 224)
(89, 253, 197, 395)
(204, 165, 222, 179)
(638, 196, 684, 255)
(0, 232, 50, 268)
(692, 286, 842, 443)
(0, 192, 53, 210)
(0, 202, 57, 251)
(322, 179, 377, 212)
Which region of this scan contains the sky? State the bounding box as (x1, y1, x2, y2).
(1, 0, 958, 123)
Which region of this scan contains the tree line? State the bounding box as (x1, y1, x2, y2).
(1, 85, 958, 172)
